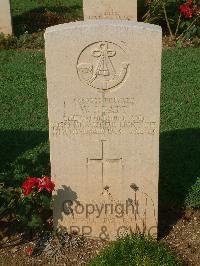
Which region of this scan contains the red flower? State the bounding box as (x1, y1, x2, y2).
(22, 177, 39, 196)
(22, 176, 55, 195)
(38, 176, 55, 193)
(25, 246, 33, 256)
(180, 0, 195, 18)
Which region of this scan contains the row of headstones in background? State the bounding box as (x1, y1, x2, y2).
(0, 0, 137, 35)
(83, 0, 137, 21)
(0, 0, 12, 35)
(46, 0, 162, 240)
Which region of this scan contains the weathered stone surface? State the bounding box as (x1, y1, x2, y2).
(83, 0, 137, 21)
(45, 20, 162, 240)
(0, 0, 12, 35)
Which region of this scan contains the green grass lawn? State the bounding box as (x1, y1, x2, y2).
(0, 48, 200, 207)
(11, 0, 83, 35)
(0, 51, 49, 188)
(11, 0, 82, 16)
(160, 48, 200, 206)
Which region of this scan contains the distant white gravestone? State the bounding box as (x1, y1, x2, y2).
(83, 0, 137, 21)
(45, 20, 162, 240)
(0, 0, 12, 35)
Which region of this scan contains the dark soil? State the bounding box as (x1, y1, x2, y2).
(162, 210, 200, 266)
(162, 36, 200, 48)
(0, 210, 199, 265)
(0, 232, 107, 266)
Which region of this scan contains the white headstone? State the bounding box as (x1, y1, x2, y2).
(83, 0, 137, 21)
(45, 20, 162, 240)
(0, 0, 12, 35)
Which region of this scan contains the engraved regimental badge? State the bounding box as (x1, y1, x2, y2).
(77, 41, 129, 91)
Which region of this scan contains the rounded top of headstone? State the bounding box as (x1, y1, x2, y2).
(45, 20, 162, 36)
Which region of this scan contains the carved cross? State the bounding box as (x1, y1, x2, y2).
(87, 140, 122, 189)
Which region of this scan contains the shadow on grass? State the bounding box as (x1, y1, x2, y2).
(13, 4, 83, 36)
(159, 128, 200, 237)
(0, 130, 50, 187)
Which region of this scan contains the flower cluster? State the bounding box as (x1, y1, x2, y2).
(25, 246, 33, 256)
(22, 176, 55, 196)
(179, 0, 198, 19)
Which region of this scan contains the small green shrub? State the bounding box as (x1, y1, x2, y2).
(185, 177, 200, 208)
(0, 34, 18, 50)
(17, 32, 44, 49)
(89, 234, 183, 266)
(0, 32, 44, 50)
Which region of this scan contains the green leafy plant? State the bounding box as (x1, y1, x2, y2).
(0, 176, 54, 233)
(0, 183, 20, 221)
(0, 32, 44, 50)
(90, 234, 183, 266)
(0, 33, 18, 50)
(185, 177, 200, 208)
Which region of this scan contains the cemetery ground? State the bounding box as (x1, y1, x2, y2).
(0, 48, 199, 265)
